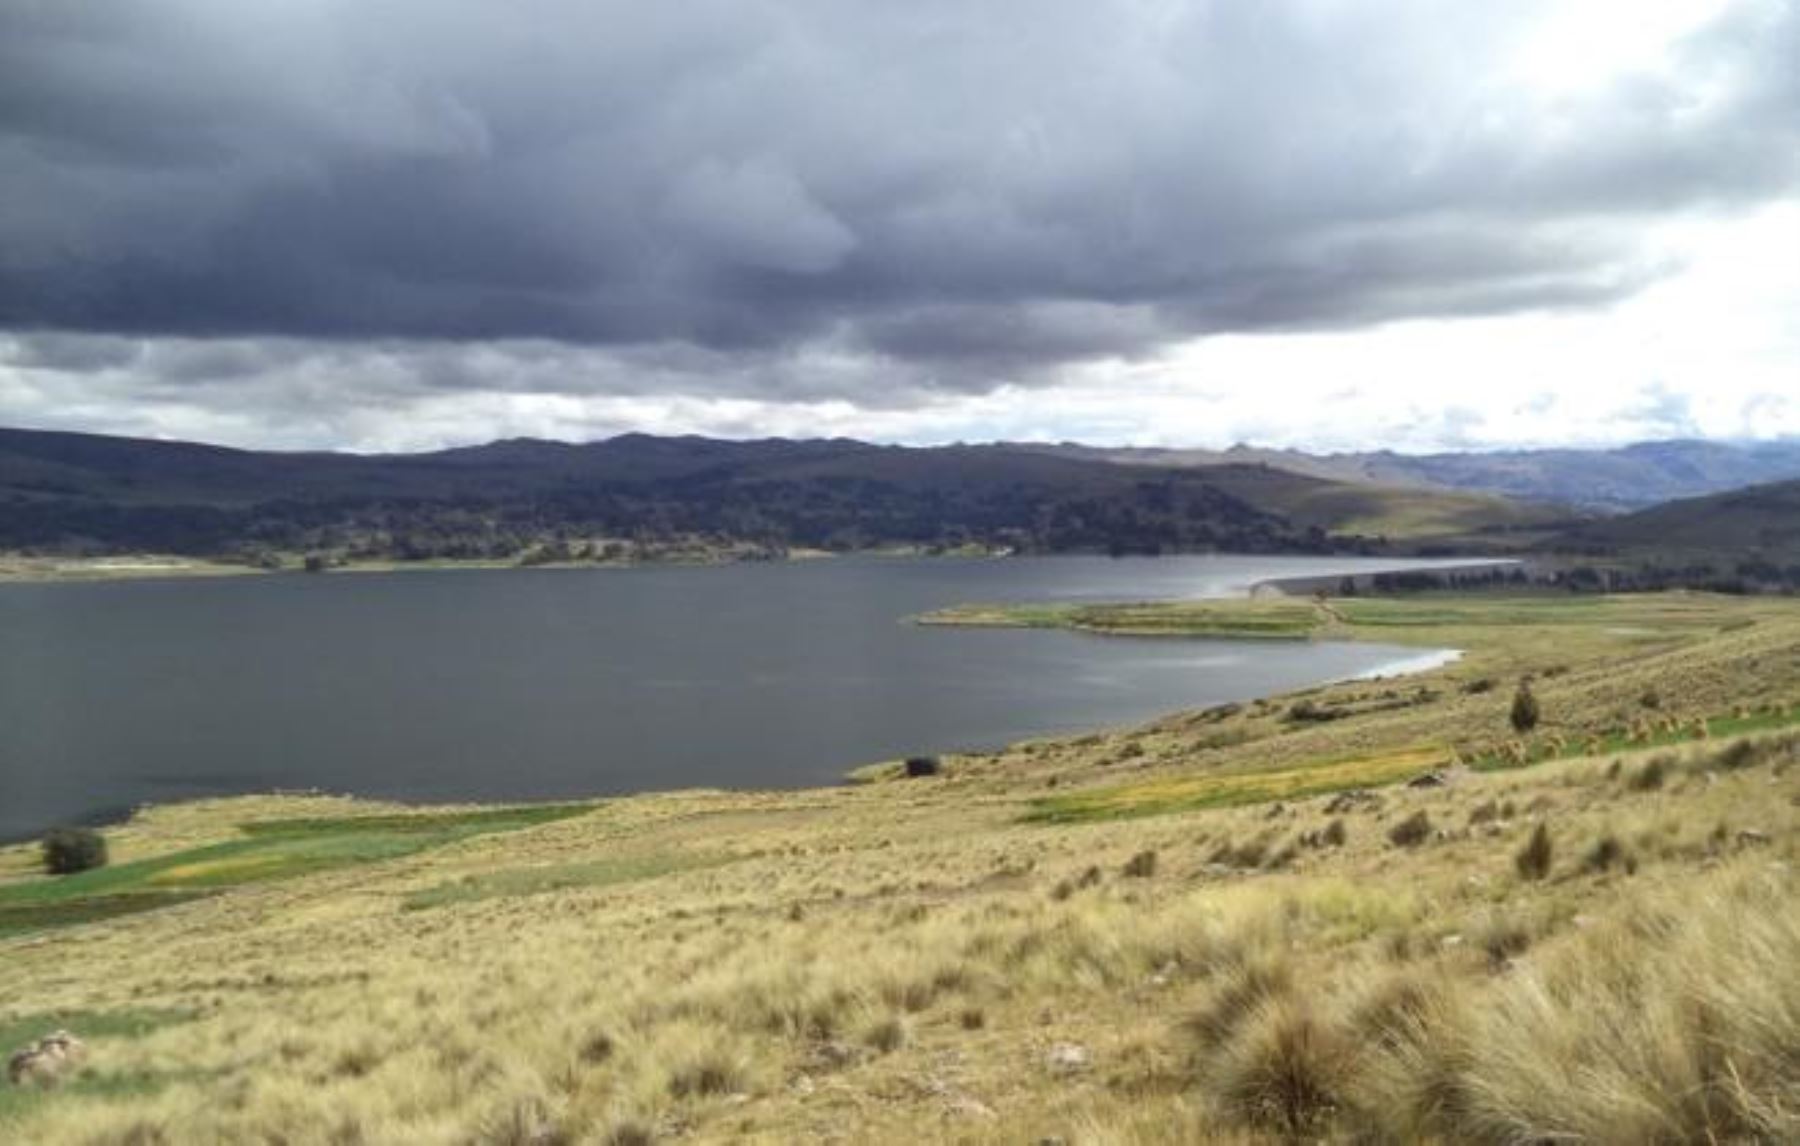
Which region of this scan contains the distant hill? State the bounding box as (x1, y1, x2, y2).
(1015, 438, 1800, 513)
(0, 428, 1560, 561)
(1554, 478, 1800, 564)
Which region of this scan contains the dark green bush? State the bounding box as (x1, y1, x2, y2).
(904, 755, 941, 778)
(43, 826, 108, 875)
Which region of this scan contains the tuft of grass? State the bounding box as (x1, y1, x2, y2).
(1630, 756, 1671, 792)
(1209, 995, 1352, 1137)
(1122, 849, 1158, 878)
(1387, 811, 1433, 848)
(1515, 822, 1554, 880)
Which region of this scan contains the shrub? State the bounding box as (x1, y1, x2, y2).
(1515, 822, 1553, 880)
(904, 756, 941, 778)
(43, 826, 107, 875)
(1510, 682, 1540, 735)
(1388, 811, 1432, 848)
(1122, 850, 1158, 878)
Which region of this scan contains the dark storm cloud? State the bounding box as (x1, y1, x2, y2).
(1, 0, 1796, 401)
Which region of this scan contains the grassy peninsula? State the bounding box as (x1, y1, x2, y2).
(2, 591, 1796, 1144)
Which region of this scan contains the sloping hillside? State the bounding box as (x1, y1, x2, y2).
(1555, 478, 1800, 562)
(0, 428, 1556, 560)
(1016, 438, 1800, 512)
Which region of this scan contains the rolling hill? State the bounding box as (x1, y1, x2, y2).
(1017, 438, 1800, 512)
(1553, 477, 1800, 564)
(0, 428, 1562, 561)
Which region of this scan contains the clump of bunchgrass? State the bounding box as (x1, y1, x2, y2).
(1387, 811, 1432, 848)
(1209, 994, 1353, 1137)
(1122, 849, 1158, 878)
(1515, 822, 1553, 880)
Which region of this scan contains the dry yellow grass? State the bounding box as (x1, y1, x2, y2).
(0, 593, 1796, 1143)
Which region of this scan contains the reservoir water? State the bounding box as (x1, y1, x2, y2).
(0, 555, 1476, 839)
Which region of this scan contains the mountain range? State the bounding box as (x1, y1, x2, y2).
(1012, 438, 1800, 513)
(2, 427, 1796, 568)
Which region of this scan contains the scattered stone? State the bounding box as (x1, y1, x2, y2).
(807, 1040, 862, 1071)
(1265, 802, 1287, 819)
(1046, 1042, 1090, 1074)
(7, 1030, 87, 1088)
(1406, 770, 1448, 789)
(1737, 829, 1772, 847)
(1324, 789, 1381, 815)
(946, 1095, 997, 1119)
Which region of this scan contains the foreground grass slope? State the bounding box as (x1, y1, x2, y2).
(1, 592, 1796, 1144)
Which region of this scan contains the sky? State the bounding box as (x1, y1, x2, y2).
(1, 0, 1796, 455)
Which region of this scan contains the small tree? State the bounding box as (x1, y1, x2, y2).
(43, 826, 107, 875)
(1509, 681, 1540, 735)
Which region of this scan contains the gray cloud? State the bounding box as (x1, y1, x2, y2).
(0, 0, 1796, 413)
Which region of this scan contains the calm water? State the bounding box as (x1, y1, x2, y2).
(0, 555, 1473, 839)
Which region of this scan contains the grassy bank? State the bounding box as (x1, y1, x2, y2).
(0, 805, 593, 938)
(1, 591, 1796, 1144)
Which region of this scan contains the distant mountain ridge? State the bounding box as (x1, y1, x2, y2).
(0, 426, 1571, 560)
(1012, 438, 1800, 512)
(1556, 478, 1800, 562)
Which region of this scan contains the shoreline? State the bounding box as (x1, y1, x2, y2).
(0, 548, 1521, 586)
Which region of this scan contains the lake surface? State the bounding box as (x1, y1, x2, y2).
(0, 555, 1477, 840)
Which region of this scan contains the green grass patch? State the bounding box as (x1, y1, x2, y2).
(920, 600, 1322, 639)
(1025, 746, 1450, 825)
(0, 803, 598, 937)
(0, 891, 210, 937)
(0, 1066, 176, 1125)
(403, 851, 738, 910)
(236, 803, 594, 839)
(0, 1007, 198, 1125)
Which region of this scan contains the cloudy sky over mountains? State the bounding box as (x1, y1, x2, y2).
(1, 0, 1795, 452)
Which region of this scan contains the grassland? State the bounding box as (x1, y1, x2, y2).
(0, 805, 593, 937)
(1, 591, 1796, 1144)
